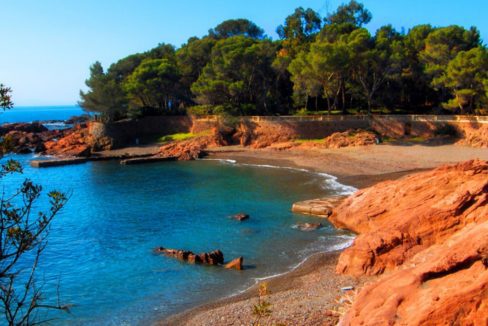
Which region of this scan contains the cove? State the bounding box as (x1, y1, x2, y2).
(1, 155, 354, 325)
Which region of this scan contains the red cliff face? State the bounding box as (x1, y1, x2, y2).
(329, 160, 487, 325)
(331, 159, 487, 276)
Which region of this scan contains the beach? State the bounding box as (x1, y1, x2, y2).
(160, 143, 488, 325)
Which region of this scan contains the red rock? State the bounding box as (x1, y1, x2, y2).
(224, 257, 244, 270)
(330, 159, 488, 276)
(341, 221, 488, 326)
(155, 247, 224, 266)
(158, 137, 210, 161)
(43, 127, 93, 157)
(300, 129, 377, 149)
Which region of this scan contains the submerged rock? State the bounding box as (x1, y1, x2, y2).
(232, 213, 250, 221)
(296, 222, 323, 231)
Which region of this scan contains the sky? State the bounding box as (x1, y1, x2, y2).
(1, 0, 487, 106)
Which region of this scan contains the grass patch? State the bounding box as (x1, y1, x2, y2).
(158, 130, 211, 143)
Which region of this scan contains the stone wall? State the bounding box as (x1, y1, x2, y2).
(89, 116, 192, 148)
(89, 115, 488, 149)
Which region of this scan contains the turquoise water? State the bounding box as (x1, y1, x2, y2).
(1, 155, 355, 325)
(0, 105, 84, 123)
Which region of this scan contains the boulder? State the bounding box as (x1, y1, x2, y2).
(225, 257, 244, 270)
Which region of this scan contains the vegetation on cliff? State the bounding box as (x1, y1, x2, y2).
(79, 1, 488, 121)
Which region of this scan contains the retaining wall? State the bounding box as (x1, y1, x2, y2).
(89, 115, 488, 149)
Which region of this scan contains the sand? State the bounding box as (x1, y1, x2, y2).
(158, 143, 488, 326)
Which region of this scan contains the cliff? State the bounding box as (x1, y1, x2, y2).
(329, 160, 487, 325)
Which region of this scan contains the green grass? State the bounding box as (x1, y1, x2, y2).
(157, 130, 211, 143)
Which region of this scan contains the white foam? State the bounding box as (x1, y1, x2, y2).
(200, 158, 237, 164)
(218, 160, 358, 195)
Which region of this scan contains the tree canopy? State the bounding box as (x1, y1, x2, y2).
(79, 1, 488, 120)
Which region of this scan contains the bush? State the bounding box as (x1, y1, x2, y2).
(434, 123, 458, 137)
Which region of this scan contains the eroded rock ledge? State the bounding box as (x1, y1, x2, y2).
(330, 159, 487, 325)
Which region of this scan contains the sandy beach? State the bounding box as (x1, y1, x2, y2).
(159, 143, 488, 325)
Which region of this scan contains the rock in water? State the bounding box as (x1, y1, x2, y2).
(224, 257, 244, 270)
(296, 222, 323, 231)
(155, 247, 224, 266)
(232, 213, 250, 221)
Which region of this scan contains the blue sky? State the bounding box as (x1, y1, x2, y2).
(1, 0, 487, 106)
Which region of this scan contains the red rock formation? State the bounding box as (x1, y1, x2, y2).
(330, 159, 487, 276)
(321, 129, 377, 149)
(43, 125, 93, 157)
(0, 122, 61, 153)
(457, 123, 488, 148)
(157, 136, 211, 160)
(329, 160, 488, 326)
(154, 247, 224, 265)
(341, 221, 488, 326)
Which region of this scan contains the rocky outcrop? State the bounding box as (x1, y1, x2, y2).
(456, 123, 488, 148)
(154, 247, 224, 265)
(330, 159, 487, 276)
(43, 125, 93, 157)
(292, 196, 345, 218)
(321, 129, 378, 149)
(0, 122, 58, 153)
(212, 120, 296, 149)
(154, 247, 246, 270)
(157, 136, 211, 160)
(341, 221, 488, 326)
(329, 160, 488, 326)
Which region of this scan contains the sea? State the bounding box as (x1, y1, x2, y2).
(0, 106, 355, 325)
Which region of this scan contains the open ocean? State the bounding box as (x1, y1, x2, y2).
(0, 105, 84, 124)
(1, 106, 355, 325)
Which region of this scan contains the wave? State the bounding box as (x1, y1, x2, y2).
(203, 158, 357, 195)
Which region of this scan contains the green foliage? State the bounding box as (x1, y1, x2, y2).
(434, 123, 458, 137)
(0, 84, 13, 110)
(79, 1, 488, 117)
(124, 58, 182, 114)
(0, 86, 70, 324)
(191, 36, 282, 115)
(325, 0, 372, 27)
(158, 131, 211, 143)
(437, 47, 488, 113)
(209, 19, 265, 39)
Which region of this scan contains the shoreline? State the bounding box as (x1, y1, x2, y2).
(157, 144, 488, 325)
